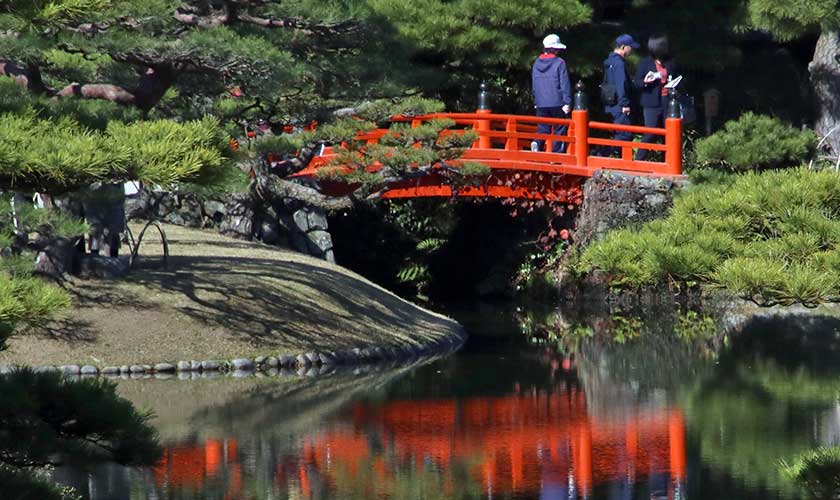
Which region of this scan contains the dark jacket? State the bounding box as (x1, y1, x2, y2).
(532, 54, 571, 108)
(633, 56, 680, 108)
(603, 52, 632, 110)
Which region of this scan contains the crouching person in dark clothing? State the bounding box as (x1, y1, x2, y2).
(602, 34, 639, 157)
(531, 34, 572, 153)
(633, 34, 680, 161)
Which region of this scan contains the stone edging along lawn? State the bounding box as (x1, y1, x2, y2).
(1, 328, 466, 378)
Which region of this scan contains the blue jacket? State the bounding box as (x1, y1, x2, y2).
(532, 54, 571, 108)
(603, 52, 632, 110)
(634, 56, 680, 108)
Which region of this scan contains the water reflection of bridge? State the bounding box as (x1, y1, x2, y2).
(151, 373, 687, 499)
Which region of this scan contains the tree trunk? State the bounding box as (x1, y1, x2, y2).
(810, 31, 840, 156)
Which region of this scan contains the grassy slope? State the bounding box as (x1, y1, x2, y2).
(0, 224, 463, 366)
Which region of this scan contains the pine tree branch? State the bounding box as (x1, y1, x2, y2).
(54, 66, 175, 111)
(174, 4, 230, 28)
(254, 169, 354, 211)
(0, 60, 51, 93)
(235, 12, 361, 36)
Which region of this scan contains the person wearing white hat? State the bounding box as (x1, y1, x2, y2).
(531, 34, 572, 153)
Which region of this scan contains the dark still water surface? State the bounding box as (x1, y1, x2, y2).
(52, 308, 840, 500)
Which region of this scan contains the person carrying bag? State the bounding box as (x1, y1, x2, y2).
(601, 34, 639, 157)
(633, 34, 681, 161)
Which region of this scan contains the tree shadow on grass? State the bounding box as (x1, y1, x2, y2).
(20, 317, 98, 344)
(124, 252, 457, 352)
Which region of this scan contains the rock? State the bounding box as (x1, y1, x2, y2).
(190, 360, 202, 371)
(291, 231, 308, 254)
(306, 209, 329, 231)
(125, 189, 151, 220)
(142, 364, 152, 372)
(101, 366, 120, 375)
(254, 356, 266, 366)
(305, 352, 321, 365)
(201, 360, 221, 371)
(167, 195, 203, 228)
(35, 238, 76, 278)
(59, 365, 81, 375)
(203, 199, 227, 225)
(176, 361, 191, 371)
(154, 363, 175, 373)
(292, 209, 311, 233)
(78, 255, 130, 280)
(319, 353, 336, 365)
(119, 365, 130, 374)
(80, 365, 99, 375)
(323, 249, 336, 264)
(0, 365, 11, 375)
(219, 194, 255, 240)
(279, 355, 296, 367)
(33, 365, 57, 373)
(259, 220, 285, 245)
(265, 356, 279, 368)
(306, 230, 333, 256)
(231, 358, 254, 371)
(296, 354, 310, 367)
(574, 171, 682, 248)
(129, 365, 145, 373)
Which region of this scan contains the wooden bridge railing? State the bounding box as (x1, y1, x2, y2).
(307, 110, 682, 179)
(386, 109, 682, 176)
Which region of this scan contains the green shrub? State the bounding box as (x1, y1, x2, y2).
(580, 168, 840, 306)
(783, 447, 840, 498)
(695, 112, 817, 171)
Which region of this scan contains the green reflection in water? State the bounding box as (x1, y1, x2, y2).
(534, 304, 840, 500)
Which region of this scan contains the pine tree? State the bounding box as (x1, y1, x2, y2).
(746, 0, 840, 156)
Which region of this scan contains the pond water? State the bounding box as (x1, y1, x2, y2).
(51, 306, 840, 499)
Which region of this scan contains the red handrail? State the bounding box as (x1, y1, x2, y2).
(295, 109, 682, 181)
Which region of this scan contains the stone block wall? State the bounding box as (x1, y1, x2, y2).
(126, 190, 335, 262)
(573, 171, 684, 248)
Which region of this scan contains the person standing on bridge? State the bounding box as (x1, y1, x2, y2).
(602, 34, 639, 156)
(531, 34, 572, 153)
(633, 34, 680, 161)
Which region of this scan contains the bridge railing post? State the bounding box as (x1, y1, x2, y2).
(572, 81, 589, 168)
(505, 117, 517, 151)
(664, 88, 683, 175)
(475, 81, 493, 149)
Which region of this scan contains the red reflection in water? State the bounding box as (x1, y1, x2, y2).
(153, 361, 687, 499)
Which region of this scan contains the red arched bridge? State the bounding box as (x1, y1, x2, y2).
(292, 106, 683, 203)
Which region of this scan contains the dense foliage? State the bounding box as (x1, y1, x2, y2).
(784, 447, 840, 498)
(694, 113, 817, 172)
(580, 168, 840, 306)
(0, 369, 160, 499)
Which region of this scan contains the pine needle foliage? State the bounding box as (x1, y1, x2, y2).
(782, 447, 840, 499)
(0, 100, 230, 193)
(580, 168, 840, 306)
(0, 368, 161, 499)
(695, 113, 818, 172)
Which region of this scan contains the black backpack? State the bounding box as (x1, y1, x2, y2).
(600, 64, 618, 106)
